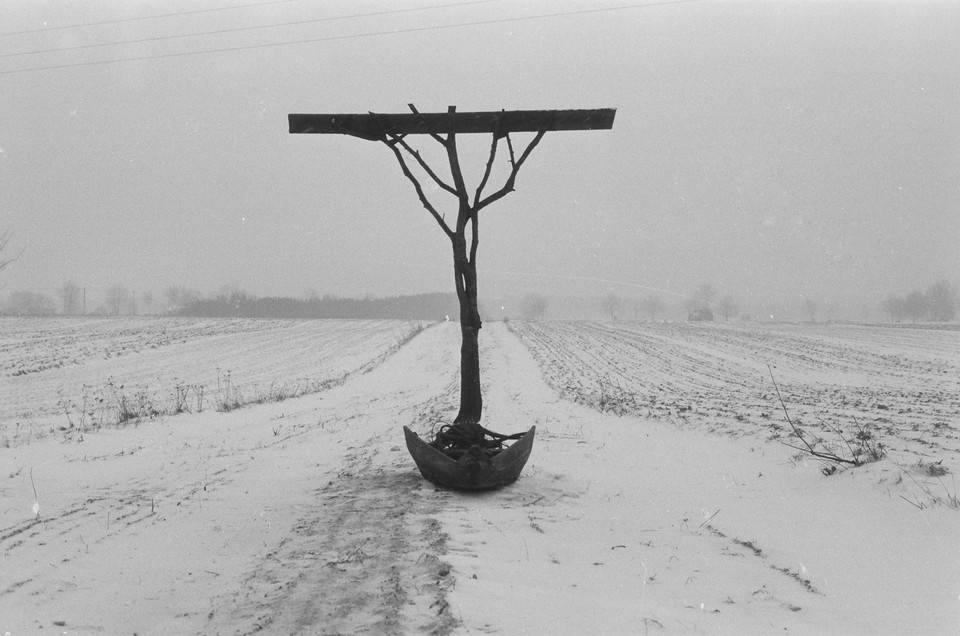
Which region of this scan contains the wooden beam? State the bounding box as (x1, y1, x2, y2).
(288, 108, 616, 139)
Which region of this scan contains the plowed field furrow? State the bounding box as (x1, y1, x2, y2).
(0, 318, 269, 374)
(590, 323, 763, 391)
(510, 320, 960, 459)
(1, 318, 428, 443)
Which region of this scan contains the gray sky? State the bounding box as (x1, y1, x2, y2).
(1, 0, 958, 315)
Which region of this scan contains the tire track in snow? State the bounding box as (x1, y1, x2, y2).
(1, 321, 459, 633)
(207, 322, 465, 635)
(222, 439, 457, 635)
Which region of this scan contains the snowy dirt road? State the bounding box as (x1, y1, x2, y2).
(2, 322, 461, 634)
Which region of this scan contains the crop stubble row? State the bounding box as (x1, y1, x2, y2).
(509, 320, 960, 460)
(1, 318, 426, 439)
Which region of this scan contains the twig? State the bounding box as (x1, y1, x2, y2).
(29, 467, 40, 519)
(767, 365, 857, 466)
(382, 135, 454, 238)
(699, 508, 721, 528)
(767, 365, 811, 451)
(255, 427, 312, 449)
(0, 229, 24, 272)
(475, 130, 546, 212)
(899, 494, 924, 510)
(821, 417, 858, 460)
(407, 103, 447, 146)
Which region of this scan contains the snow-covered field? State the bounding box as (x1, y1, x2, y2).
(509, 320, 960, 463)
(2, 317, 426, 444)
(1, 318, 957, 634)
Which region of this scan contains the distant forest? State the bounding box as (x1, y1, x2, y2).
(177, 292, 460, 321)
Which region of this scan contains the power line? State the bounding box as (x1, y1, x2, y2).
(0, 0, 303, 37)
(0, 0, 699, 76)
(0, 0, 500, 59)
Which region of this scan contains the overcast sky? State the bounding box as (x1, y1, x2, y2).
(1, 0, 958, 315)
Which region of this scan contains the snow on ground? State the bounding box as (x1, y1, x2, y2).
(1, 317, 425, 444)
(1, 318, 957, 634)
(443, 323, 958, 634)
(508, 320, 960, 464)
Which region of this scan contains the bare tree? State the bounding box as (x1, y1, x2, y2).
(924, 280, 958, 322)
(904, 290, 927, 323)
(141, 290, 154, 315)
(3, 290, 55, 315)
(327, 105, 553, 430)
(801, 298, 818, 323)
(638, 294, 665, 322)
(684, 283, 715, 315)
(695, 284, 715, 306)
(165, 285, 185, 312)
(601, 292, 622, 321)
(717, 294, 739, 321)
(105, 284, 131, 316)
(288, 104, 616, 483)
(882, 294, 906, 322)
(0, 230, 23, 277)
(59, 281, 81, 315)
(165, 285, 199, 313)
(520, 293, 548, 320)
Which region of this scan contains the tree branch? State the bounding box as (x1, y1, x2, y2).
(0, 230, 23, 273)
(475, 130, 547, 212)
(473, 132, 499, 208)
(444, 112, 471, 231)
(388, 134, 458, 196)
(505, 131, 517, 165)
(381, 139, 454, 238)
(408, 103, 447, 147)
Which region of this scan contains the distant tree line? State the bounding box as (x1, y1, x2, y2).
(177, 290, 459, 320)
(4, 274, 956, 325)
(596, 285, 736, 323)
(0, 279, 459, 320)
(520, 293, 548, 320)
(0, 282, 154, 316)
(881, 280, 958, 323)
(1, 290, 57, 315)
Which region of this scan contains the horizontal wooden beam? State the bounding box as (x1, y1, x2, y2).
(288, 108, 616, 139)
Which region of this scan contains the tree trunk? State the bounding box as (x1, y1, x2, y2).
(452, 233, 482, 425)
(456, 321, 482, 424)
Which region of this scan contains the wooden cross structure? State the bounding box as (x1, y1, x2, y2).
(289, 107, 616, 139)
(288, 105, 615, 489)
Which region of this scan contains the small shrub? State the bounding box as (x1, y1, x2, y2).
(768, 365, 885, 474)
(172, 382, 190, 414)
(595, 379, 641, 416)
(215, 369, 244, 412)
(850, 422, 885, 465)
(117, 389, 160, 424)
